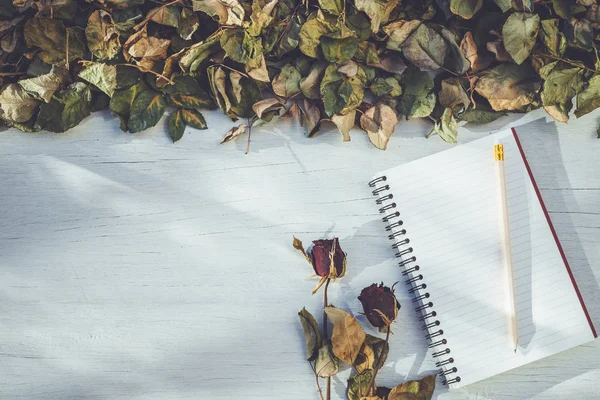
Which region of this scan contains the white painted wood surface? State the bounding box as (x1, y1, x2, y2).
(1, 107, 599, 399)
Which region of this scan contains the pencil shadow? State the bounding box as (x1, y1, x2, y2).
(506, 145, 536, 353)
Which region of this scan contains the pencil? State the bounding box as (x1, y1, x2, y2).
(495, 143, 519, 352)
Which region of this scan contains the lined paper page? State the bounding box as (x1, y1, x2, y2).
(374, 129, 595, 389)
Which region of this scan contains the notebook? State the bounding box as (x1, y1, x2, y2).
(368, 127, 597, 389)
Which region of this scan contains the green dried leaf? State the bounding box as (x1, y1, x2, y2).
(168, 109, 186, 143)
(181, 108, 208, 129)
(19, 66, 67, 103)
(539, 19, 566, 57)
(315, 344, 339, 378)
(364, 334, 389, 371)
(272, 64, 302, 98)
(401, 23, 447, 71)
(502, 12, 540, 65)
(347, 372, 372, 400)
(298, 14, 337, 59)
(79, 63, 117, 98)
(127, 89, 166, 133)
(35, 82, 92, 133)
(300, 61, 328, 100)
(0, 83, 41, 123)
(318, 0, 342, 15)
(86, 10, 121, 60)
(298, 307, 323, 361)
(149, 5, 180, 28)
(370, 77, 402, 97)
(320, 35, 359, 64)
(320, 64, 353, 116)
(178, 8, 200, 40)
(475, 63, 540, 111)
(434, 108, 459, 144)
(398, 68, 435, 118)
(541, 67, 585, 106)
(575, 75, 600, 118)
(168, 93, 214, 109)
(459, 105, 506, 124)
(24, 17, 85, 65)
(450, 0, 483, 19)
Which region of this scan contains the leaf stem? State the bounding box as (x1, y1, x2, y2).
(366, 325, 390, 396)
(535, 52, 598, 73)
(245, 118, 252, 154)
(310, 363, 326, 400)
(79, 61, 175, 85)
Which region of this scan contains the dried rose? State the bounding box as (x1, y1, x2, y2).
(309, 238, 346, 278)
(358, 283, 400, 329)
(293, 236, 347, 294)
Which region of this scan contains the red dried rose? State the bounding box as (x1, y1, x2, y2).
(358, 283, 400, 328)
(293, 236, 347, 294)
(309, 238, 346, 278)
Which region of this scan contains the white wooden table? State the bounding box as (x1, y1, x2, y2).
(1, 107, 599, 399)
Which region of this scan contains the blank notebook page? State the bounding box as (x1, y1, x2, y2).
(374, 128, 596, 389)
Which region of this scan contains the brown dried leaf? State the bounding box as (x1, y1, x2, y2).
(220, 124, 248, 144)
(360, 103, 398, 150)
(331, 110, 355, 142)
(388, 374, 436, 400)
(324, 306, 366, 365)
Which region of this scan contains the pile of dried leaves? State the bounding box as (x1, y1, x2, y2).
(1, 1, 600, 150)
(293, 236, 436, 400)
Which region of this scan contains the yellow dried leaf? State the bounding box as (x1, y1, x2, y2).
(324, 306, 366, 365)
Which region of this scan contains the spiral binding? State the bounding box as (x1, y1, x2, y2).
(369, 176, 461, 386)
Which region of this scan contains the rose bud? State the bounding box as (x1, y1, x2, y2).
(292, 236, 347, 295)
(309, 238, 346, 278)
(358, 283, 400, 329)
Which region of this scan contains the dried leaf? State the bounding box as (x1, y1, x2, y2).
(502, 12, 540, 65)
(361, 103, 399, 150)
(575, 75, 600, 118)
(181, 109, 208, 130)
(252, 98, 283, 119)
(24, 17, 85, 64)
(355, 0, 399, 33)
(475, 63, 540, 111)
(401, 23, 447, 71)
(272, 64, 302, 98)
(168, 109, 186, 143)
(324, 306, 366, 365)
(127, 89, 166, 133)
(35, 83, 92, 133)
(298, 307, 323, 361)
(398, 68, 435, 118)
(347, 372, 373, 400)
(450, 0, 483, 19)
(0, 83, 40, 123)
(19, 66, 67, 103)
(388, 374, 436, 400)
(315, 344, 339, 377)
(86, 10, 121, 60)
(221, 124, 248, 143)
(434, 108, 459, 144)
(331, 110, 355, 142)
(79, 63, 117, 97)
(541, 67, 585, 106)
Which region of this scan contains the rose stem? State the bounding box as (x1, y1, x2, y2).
(310, 363, 325, 400)
(323, 277, 331, 400)
(366, 325, 391, 396)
